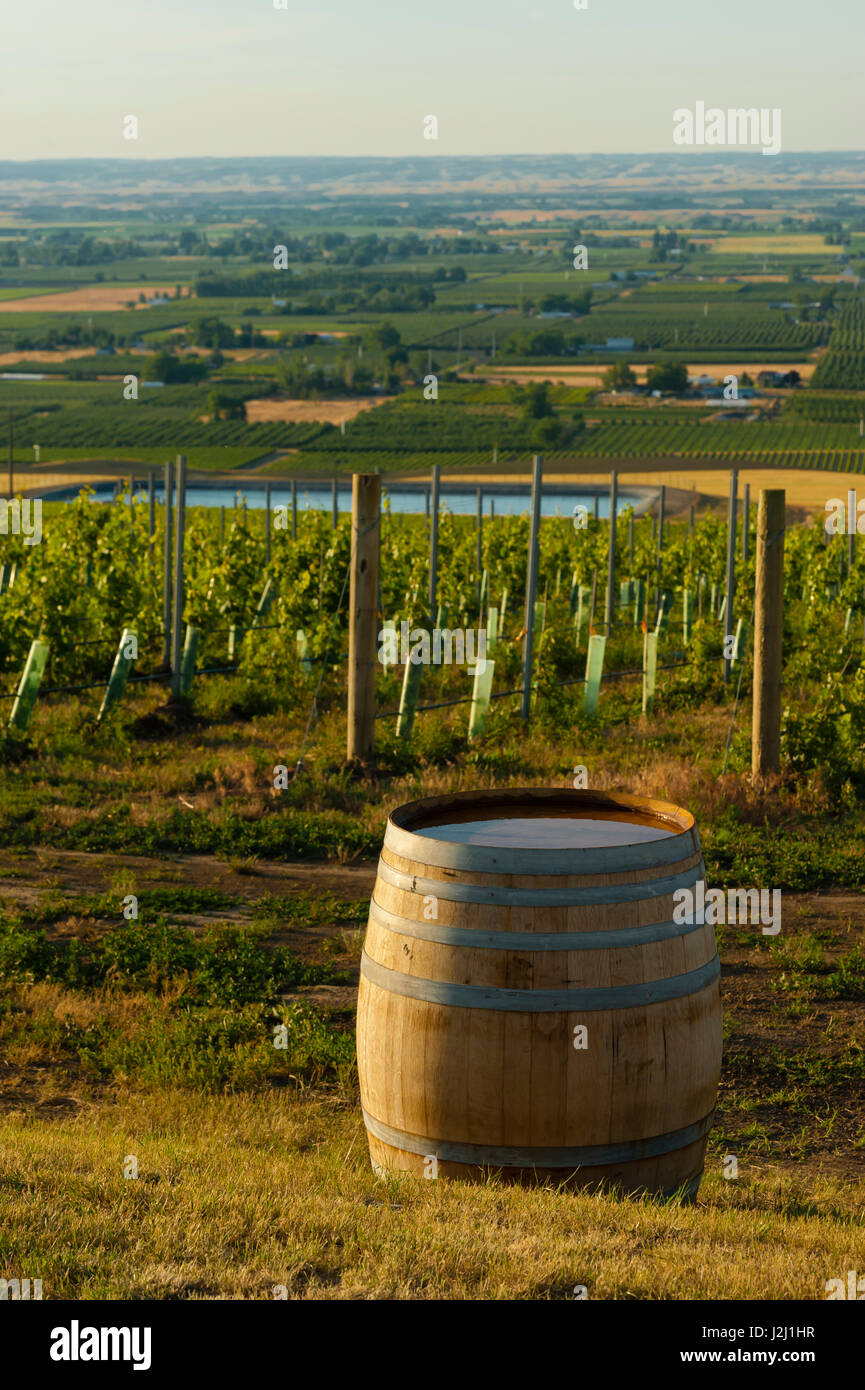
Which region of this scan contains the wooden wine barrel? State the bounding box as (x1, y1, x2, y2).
(356, 788, 721, 1198)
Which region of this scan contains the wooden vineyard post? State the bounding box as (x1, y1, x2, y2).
(97, 628, 137, 724)
(683, 588, 692, 645)
(291, 479, 297, 540)
(742, 482, 750, 564)
(161, 459, 173, 669)
(642, 629, 658, 714)
(265, 482, 272, 562)
(8, 640, 49, 733)
(723, 468, 738, 681)
(752, 489, 785, 778)
(170, 455, 187, 697)
(583, 634, 606, 715)
(179, 626, 199, 697)
(347, 473, 380, 765)
(605, 469, 617, 634)
(332, 477, 338, 530)
(521, 455, 543, 721)
(428, 464, 440, 625)
(628, 509, 634, 570)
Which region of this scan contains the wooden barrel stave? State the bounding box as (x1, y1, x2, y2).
(365, 1131, 709, 1197)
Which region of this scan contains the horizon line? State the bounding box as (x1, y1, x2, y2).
(1, 149, 864, 166)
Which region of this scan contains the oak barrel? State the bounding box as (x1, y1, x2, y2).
(356, 788, 722, 1198)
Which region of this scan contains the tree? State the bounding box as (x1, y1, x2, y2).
(534, 416, 563, 447)
(522, 382, 556, 420)
(364, 321, 401, 352)
(143, 350, 207, 384)
(193, 316, 235, 349)
(207, 390, 246, 421)
(646, 360, 688, 394)
(602, 362, 637, 391)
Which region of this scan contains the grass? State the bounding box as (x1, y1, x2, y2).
(1, 1090, 862, 1299)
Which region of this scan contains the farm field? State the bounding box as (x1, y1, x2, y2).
(0, 286, 185, 312)
(710, 236, 846, 257)
(244, 396, 388, 425)
(485, 360, 819, 384)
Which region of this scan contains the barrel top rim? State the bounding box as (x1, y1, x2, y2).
(388, 788, 695, 846)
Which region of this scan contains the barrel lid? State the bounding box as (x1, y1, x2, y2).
(385, 787, 698, 875)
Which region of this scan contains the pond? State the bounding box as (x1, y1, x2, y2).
(53, 480, 656, 519)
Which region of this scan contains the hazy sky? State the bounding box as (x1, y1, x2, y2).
(3, 0, 863, 159)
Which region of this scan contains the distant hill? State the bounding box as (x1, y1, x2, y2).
(1, 152, 864, 206)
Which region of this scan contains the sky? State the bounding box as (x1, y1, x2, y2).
(2, 0, 863, 160)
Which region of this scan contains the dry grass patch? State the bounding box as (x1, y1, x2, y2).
(245, 397, 388, 426)
(0, 287, 181, 313)
(0, 1090, 861, 1300)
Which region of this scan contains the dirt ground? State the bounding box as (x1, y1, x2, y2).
(0, 347, 102, 366)
(244, 396, 388, 425)
(0, 287, 184, 313)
